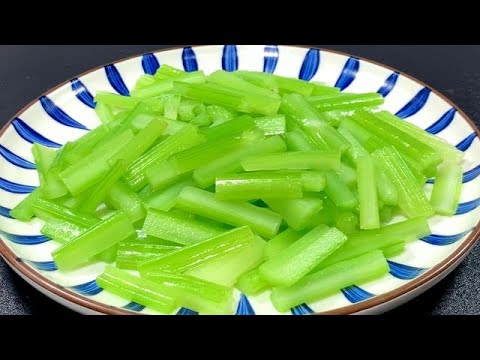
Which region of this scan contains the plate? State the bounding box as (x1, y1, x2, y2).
(0, 45, 479, 315)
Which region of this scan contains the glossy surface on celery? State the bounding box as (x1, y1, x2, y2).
(357, 155, 380, 230)
(33, 198, 98, 227)
(41, 219, 85, 244)
(430, 162, 463, 216)
(242, 151, 340, 172)
(106, 181, 146, 223)
(116, 243, 181, 270)
(9, 188, 43, 221)
(264, 228, 303, 261)
(142, 178, 194, 212)
(308, 93, 384, 112)
(236, 269, 269, 296)
(324, 171, 358, 210)
(264, 197, 324, 231)
(32, 144, 56, 185)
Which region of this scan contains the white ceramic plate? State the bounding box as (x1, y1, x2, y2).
(0, 45, 479, 315)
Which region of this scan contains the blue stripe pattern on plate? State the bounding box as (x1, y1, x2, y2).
(0, 145, 36, 169)
(341, 285, 374, 303)
(0, 178, 35, 194)
(0, 231, 50, 245)
(291, 303, 314, 315)
(456, 133, 477, 151)
(28, 260, 58, 272)
(236, 294, 255, 315)
(456, 198, 480, 215)
(421, 229, 473, 246)
(222, 45, 239, 72)
(12, 119, 61, 148)
(71, 78, 96, 109)
(182, 47, 199, 72)
(39, 96, 89, 130)
(142, 53, 160, 75)
(377, 72, 399, 97)
(177, 308, 198, 315)
(70, 280, 103, 296)
(335, 57, 360, 91)
(0, 205, 12, 218)
(388, 261, 426, 280)
(124, 302, 146, 312)
(299, 49, 320, 81)
(425, 108, 456, 135)
(105, 64, 130, 96)
(395, 87, 431, 119)
(263, 45, 279, 73)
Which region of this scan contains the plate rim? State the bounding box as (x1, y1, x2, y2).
(0, 44, 479, 315)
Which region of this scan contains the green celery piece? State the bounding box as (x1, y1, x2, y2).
(254, 115, 286, 136)
(338, 116, 378, 145)
(124, 126, 205, 191)
(32, 144, 56, 185)
(357, 155, 380, 230)
(236, 269, 269, 296)
(95, 245, 119, 264)
(308, 93, 384, 112)
(382, 242, 406, 258)
(430, 162, 463, 216)
(206, 105, 238, 125)
(106, 181, 146, 223)
(143, 271, 234, 315)
(114, 102, 155, 133)
(9, 188, 43, 221)
(41, 219, 85, 244)
(264, 197, 324, 231)
(77, 160, 127, 214)
(241, 151, 341, 172)
(259, 225, 348, 287)
(264, 228, 304, 261)
(139, 226, 255, 274)
(96, 265, 176, 314)
(380, 206, 395, 223)
(178, 99, 200, 122)
(154, 65, 188, 79)
(337, 126, 369, 166)
(64, 125, 110, 164)
(324, 171, 358, 210)
(202, 115, 256, 141)
(284, 131, 316, 152)
(33, 198, 98, 227)
(42, 144, 74, 199)
(271, 250, 389, 312)
(142, 178, 195, 212)
(306, 194, 338, 228)
(176, 187, 282, 238)
(142, 209, 224, 246)
(130, 80, 174, 99)
(133, 74, 156, 90)
(116, 242, 181, 270)
(164, 95, 181, 120)
(59, 130, 135, 195)
(193, 135, 286, 189)
(95, 102, 115, 125)
(317, 217, 431, 269)
(335, 212, 359, 235)
(374, 162, 399, 206)
(53, 211, 136, 271)
(186, 236, 266, 287)
(191, 112, 212, 127)
(372, 147, 434, 218)
(337, 163, 357, 187)
(95, 91, 140, 110)
(130, 113, 158, 132)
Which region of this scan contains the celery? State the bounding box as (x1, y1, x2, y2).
(41, 219, 85, 244)
(164, 95, 181, 120)
(178, 99, 200, 122)
(264, 197, 324, 231)
(271, 250, 389, 312)
(32, 144, 56, 185)
(191, 112, 212, 127)
(206, 105, 238, 125)
(357, 155, 380, 230)
(116, 243, 181, 270)
(264, 228, 303, 261)
(241, 151, 341, 172)
(53, 212, 135, 271)
(95, 91, 140, 110)
(42, 144, 73, 199)
(106, 181, 146, 223)
(95, 102, 115, 125)
(337, 163, 357, 187)
(308, 93, 384, 112)
(33, 198, 98, 227)
(133, 74, 156, 90)
(176, 187, 282, 238)
(130, 80, 174, 99)
(95, 245, 119, 264)
(236, 269, 269, 296)
(10, 188, 43, 221)
(324, 171, 358, 210)
(337, 127, 369, 166)
(380, 206, 395, 223)
(335, 212, 359, 235)
(202, 115, 255, 141)
(430, 162, 463, 216)
(284, 131, 316, 152)
(64, 126, 109, 164)
(254, 115, 286, 136)
(382, 242, 405, 258)
(374, 162, 398, 206)
(259, 225, 348, 287)
(142, 178, 194, 212)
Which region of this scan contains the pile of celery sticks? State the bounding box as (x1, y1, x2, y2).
(10, 65, 464, 314)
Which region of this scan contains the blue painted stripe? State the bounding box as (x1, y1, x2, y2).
(0, 178, 35, 194)
(71, 78, 96, 109)
(0, 231, 50, 245)
(456, 133, 477, 151)
(378, 72, 399, 97)
(182, 47, 198, 72)
(342, 285, 374, 303)
(28, 260, 58, 272)
(71, 280, 103, 296)
(388, 261, 426, 280)
(12, 118, 61, 148)
(427, 164, 480, 184)
(421, 229, 473, 246)
(425, 108, 456, 135)
(39, 96, 89, 130)
(124, 302, 146, 312)
(222, 45, 239, 72)
(263, 45, 279, 73)
(236, 294, 255, 315)
(291, 303, 314, 315)
(395, 87, 431, 119)
(142, 53, 160, 75)
(299, 49, 320, 81)
(456, 198, 480, 215)
(105, 65, 130, 96)
(0, 205, 12, 218)
(177, 308, 199, 315)
(0, 145, 36, 169)
(335, 57, 360, 91)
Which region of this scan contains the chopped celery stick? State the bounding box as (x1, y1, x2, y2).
(215, 174, 304, 201)
(164, 95, 181, 120)
(64, 126, 109, 164)
(186, 236, 266, 287)
(259, 225, 348, 287)
(178, 99, 200, 122)
(41, 219, 85, 244)
(95, 91, 140, 110)
(95, 245, 118, 264)
(176, 187, 282, 238)
(337, 163, 357, 187)
(308, 93, 384, 112)
(142, 209, 224, 246)
(106, 181, 146, 223)
(193, 135, 286, 189)
(139, 226, 255, 274)
(430, 162, 463, 216)
(53, 212, 135, 271)
(372, 147, 434, 218)
(33, 198, 98, 227)
(375, 162, 398, 206)
(242, 151, 341, 172)
(236, 269, 269, 296)
(339, 116, 377, 145)
(116, 243, 181, 270)
(284, 131, 316, 152)
(324, 171, 358, 210)
(357, 155, 380, 230)
(133, 74, 156, 90)
(143, 271, 233, 315)
(32, 144, 56, 185)
(78, 160, 127, 214)
(42, 144, 73, 199)
(124, 126, 205, 191)
(206, 105, 238, 125)
(10, 188, 43, 221)
(59, 130, 134, 195)
(254, 115, 286, 136)
(335, 212, 359, 235)
(264, 198, 324, 231)
(116, 102, 154, 133)
(162, 119, 194, 136)
(382, 242, 405, 258)
(130, 80, 174, 99)
(264, 228, 304, 260)
(95, 102, 115, 125)
(191, 112, 212, 127)
(154, 64, 187, 79)
(337, 126, 369, 166)
(306, 195, 338, 228)
(380, 206, 394, 223)
(202, 115, 255, 141)
(96, 265, 176, 314)
(142, 178, 194, 212)
(234, 71, 317, 96)
(130, 113, 157, 132)
(271, 250, 389, 312)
